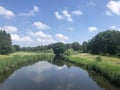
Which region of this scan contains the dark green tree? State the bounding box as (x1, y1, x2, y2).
(65, 43, 72, 49)
(88, 30, 120, 55)
(72, 42, 81, 51)
(0, 30, 12, 54)
(52, 42, 66, 57)
(82, 41, 88, 53)
(13, 45, 21, 51)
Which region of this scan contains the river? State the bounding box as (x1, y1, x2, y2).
(0, 60, 119, 90)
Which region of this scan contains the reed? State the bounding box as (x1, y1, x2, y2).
(0, 52, 54, 74)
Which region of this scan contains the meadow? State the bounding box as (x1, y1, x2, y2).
(0, 52, 54, 74)
(64, 53, 120, 86)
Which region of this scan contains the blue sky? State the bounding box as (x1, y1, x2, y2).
(0, 0, 120, 46)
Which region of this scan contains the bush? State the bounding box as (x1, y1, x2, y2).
(52, 42, 66, 57)
(96, 56, 102, 62)
(64, 49, 74, 56)
(116, 52, 120, 56)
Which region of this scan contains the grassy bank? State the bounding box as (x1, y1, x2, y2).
(0, 52, 54, 74)
(64, 53, 120, 86)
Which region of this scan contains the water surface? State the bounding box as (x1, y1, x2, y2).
(0, 60, 119, 90)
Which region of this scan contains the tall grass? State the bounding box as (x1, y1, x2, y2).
(64, 53, 120, 86)
(0, 52, 54, 74)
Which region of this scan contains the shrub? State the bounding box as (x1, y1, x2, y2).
(116, 52, 120, 57)
(96, 56, 102, 62)
(64, 49, 74, 56)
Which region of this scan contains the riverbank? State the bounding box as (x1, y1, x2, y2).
(64, 53, 120, 86)
(0, 52, 54, 74)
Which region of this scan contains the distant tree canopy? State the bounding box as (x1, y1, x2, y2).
(20, 45, 52, 53)
(51, 42, 66, 57)
(0, 30, 12, 54)
(13, 45, 21, 51)
(88, 30, 120, 55)
(72, 42, 81, 51)
(82, 41, 88, 53)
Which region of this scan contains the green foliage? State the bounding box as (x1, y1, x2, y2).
(96, 56, 102, 62)
(0, 52, 54, 74)
(82, 41, 88, 53)
(52, 42, 66, 57)
(65, 53, 120, 86)
(13, 45, 20, 51)
(11, 45, 16, 53)
(116, 45, 120, 56)
(0, 30, 12, 55)
(88, 30, 120, 55)
(65, 43, 72, 49)
(72, 42, 81, 51)
(20, 45, 52, 53)
(64, 49, 74, 56)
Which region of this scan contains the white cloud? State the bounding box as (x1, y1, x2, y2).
(63, 10, 73, 22)
(55, 9, 73, 22)
(37, 38, 55, 44)
(110, 25, 120, 30)
(19, 5, 39, 16)
(107, 1, 120, 16)
(28, 31, 52, 39)
(55, 9, 83, 22)
(0, 6, 15, 19)
(55, 33, 69, 42)
(110, 25, 116, 30)
(28, 31, 55, 44)
(88, 26, 97, 32)
(72, 10, 83, 16)
(33, 6, 39, 12)
(54, 11, 64, 20)
(63, 10, 70, 17)
(37, 38, 46, 42)
(33, 21, 50, 30)
(11, 34, 20, 41)
(11, 34, 32, 42)
(0, 26, 17, 33)
(20, 36, 32, 42)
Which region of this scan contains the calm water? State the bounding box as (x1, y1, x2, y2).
(0, 60, 119, 90)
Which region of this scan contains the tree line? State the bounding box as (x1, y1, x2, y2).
(0, 29, 120, 56)
(88, 30, 120, 56)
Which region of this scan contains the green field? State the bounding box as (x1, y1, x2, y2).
(64, 53, 120, 86)
(0, 52, 54, 74)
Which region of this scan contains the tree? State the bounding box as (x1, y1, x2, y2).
(13, 45, 21, 51)
(82, 41, 88, 53)
(88, 30, 120, 55)
(72, 42, 81, 51)
(0, 30, 12, 54)
(52, 42, 66, 57)
(11, 45, 16, 53)
(65, 43, 72, 49)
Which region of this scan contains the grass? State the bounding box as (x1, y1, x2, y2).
(64, 53, 120, 86)
(0, 52, 55, 74)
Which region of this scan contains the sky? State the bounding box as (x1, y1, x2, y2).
(0, 0, 120, 47)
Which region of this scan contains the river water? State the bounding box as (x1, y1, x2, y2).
(0, 60, 119, 90)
